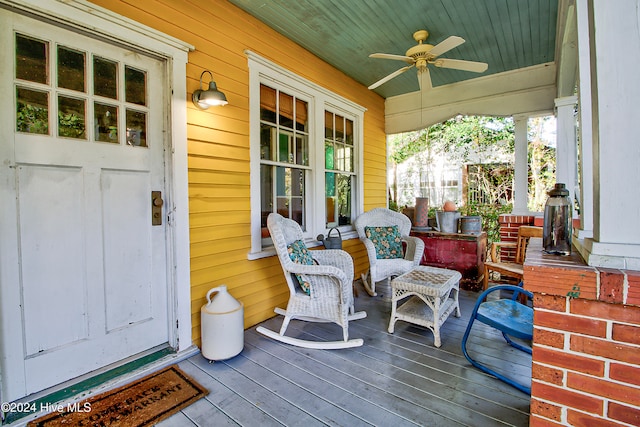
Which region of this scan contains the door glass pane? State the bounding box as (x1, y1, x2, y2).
(16, 87, 49, 134)
(58, 96, 86, 139)
(126, 109, 147, 147)
(94, 102, 118, 143)
(16, 34, 48, 84)
(93, 56, 118, 99)
(57, 46, 85, 92)
(125, 66, 146, 106)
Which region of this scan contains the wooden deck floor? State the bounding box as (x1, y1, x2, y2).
(159, 281, 531, 427)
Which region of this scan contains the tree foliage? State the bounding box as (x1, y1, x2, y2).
(389, 115, 516, 209)
(527, 116, 557, 211)
(426, 116, 515, 163)
(388, 114, 557, 244)
(389, 116, 515, 166)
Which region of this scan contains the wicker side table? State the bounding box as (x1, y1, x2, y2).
(388, 266, 462, 347)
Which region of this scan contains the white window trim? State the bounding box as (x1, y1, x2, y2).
(1, 0, 195, 353)
(246, 51, 366, 259)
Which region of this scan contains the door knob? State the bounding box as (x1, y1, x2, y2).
(152, 191, 163, 225)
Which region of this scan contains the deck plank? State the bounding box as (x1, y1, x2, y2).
(157, 282, 531, 427)
(243, 330, 449, 426)
(159, 410, 199, 427)
(237, 333, 407, 426)
(191, 348, 358, 426)
(291, 322, 528, 426)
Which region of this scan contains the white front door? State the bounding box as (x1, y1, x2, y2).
(0, 11, 170, 401)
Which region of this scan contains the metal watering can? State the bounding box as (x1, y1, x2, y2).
(316, 227, 342, 249)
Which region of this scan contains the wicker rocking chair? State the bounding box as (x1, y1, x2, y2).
(256, 213, 366, 349)
(354, 208, 424, 296)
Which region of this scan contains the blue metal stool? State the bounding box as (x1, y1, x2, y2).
(461, 283, 533, 394)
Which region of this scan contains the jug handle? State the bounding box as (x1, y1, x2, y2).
(206, 285, 227, 304)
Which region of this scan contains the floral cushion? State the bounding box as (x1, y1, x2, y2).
(365, 225, 404, 259)
(287, 239, 314, 295)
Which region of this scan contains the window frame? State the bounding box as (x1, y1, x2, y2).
(247, 51, 365, 259)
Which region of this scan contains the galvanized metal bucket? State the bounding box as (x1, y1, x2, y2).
(435, 211, 461, 233)
(459, 216, 482, 234)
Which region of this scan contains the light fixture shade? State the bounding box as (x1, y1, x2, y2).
(193, 70, 228, 109)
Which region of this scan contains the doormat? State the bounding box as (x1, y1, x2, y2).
(28, 365, 208, 427)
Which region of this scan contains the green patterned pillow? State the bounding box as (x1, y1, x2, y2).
(365, 225, 404, 259)
(287, 239, 314, 295)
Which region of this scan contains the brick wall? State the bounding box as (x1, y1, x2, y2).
(525, 241, 640, 426)
(498, 214, 536, 262)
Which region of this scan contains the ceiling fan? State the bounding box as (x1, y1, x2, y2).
(368, 29, 488, 91)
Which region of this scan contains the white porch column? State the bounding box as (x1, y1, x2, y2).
(512, 114, 529, 214)
(575, 0, 593, 239)
(578, 0, 640, 269)
(554, 96, 578, 217)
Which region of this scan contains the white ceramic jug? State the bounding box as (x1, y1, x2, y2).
(201, 285, 244, 360)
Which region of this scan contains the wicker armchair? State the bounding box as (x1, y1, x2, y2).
(256, 213, 366, 349)
(354, 208, 425, 296)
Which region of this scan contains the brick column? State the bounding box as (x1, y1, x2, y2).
(525, 240, 640, 426)
(498, 214, 535, 262)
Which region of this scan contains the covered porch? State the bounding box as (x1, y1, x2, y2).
(2, 1, 640, 426)
(160, 282, 531, 427)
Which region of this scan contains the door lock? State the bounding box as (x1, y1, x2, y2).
(152, 191, 163, 225)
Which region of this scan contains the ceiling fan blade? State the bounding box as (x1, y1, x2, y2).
(428, 36, 465, 57)
(433, 58, 488, 73)
(368, 64, 414, 90)
(369, 53, 414, 64)
(417, 67, 432, 91)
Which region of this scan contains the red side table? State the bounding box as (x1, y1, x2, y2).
(410, 230, 487, 291)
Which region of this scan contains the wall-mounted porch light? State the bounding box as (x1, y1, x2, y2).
(192, 70, 228, 109)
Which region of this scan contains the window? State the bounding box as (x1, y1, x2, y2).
(259, 84, 309, 229)
(248, 52, 365, 257)
(324, 111, 354, 227)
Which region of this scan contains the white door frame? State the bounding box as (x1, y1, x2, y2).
(0, 0, 194, 401)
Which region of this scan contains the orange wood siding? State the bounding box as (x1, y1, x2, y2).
(88, 0, 386, 346)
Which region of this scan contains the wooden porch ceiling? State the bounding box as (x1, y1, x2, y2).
(227, 0, 559, 100)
